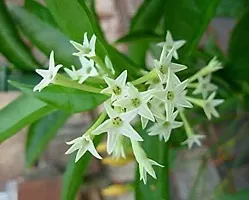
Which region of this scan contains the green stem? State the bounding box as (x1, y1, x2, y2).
(160, 141, 169, 199)
(54, 74, 105, 94)
(91, 55, 112, 77)
(187, 83, 198, 88)
(86, 112, 107, 135)
(131, 69, 157, 85)
(179, 111, 193, 137)
(186, 96, 204, 107)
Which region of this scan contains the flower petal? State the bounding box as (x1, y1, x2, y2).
(120, 124, 143, 141)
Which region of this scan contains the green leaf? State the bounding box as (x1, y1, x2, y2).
(0, 0, 38, 70)
(9, 6, 79, 68)
(0, 94, 54, 142)
(26, 110, 70, 167)
(45, 0, 140, 78)
(62, 134, 103, 200)
(135, 128, 169, 200)
(227, 10, 249, 84)
(164, 0, 220, 62)
(128, 0, 166, 66)
(116, 31, 163, 44)
(10, 81, 108, 113)
(217, 189, 249, 200)
(24, 0, 58, 27)
(45, 0, 102, 42)
(216, 0, 249, 18)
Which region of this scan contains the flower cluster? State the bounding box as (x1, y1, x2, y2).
(33, 31, 224, 184)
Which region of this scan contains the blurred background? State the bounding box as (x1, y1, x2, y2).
(1, 0, 249, 200)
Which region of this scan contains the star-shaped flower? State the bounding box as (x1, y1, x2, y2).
(156, 70, 192, 116)
(112, 135, 126, 159)
(193, 75, 217, 99)
(206, 57, 223, 73)
(92, 103, 143, 155)
(113, 83, 155, 122)
(181, 134, 206, 149)
(154, 47, 187, 83)
(101, 70, 128, 101)
(70, 32, 96, 58)
(64, 57, 98, 84)
(65, 134, 102, 162)
(141, 98, 165, 129)
(148, 110, 182, 142)
(157, 31, 186, 59)
(34, 51, 62, 92)
(105, 56, 115, 75)
(131, 140, 163, 184)
(203, 92, 224, 120)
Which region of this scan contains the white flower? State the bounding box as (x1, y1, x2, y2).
(131, 140, 163, 184)
(157, 31, 186, 59)
(141, 98, 165, 129)
(154, 48, 187, 83)
(193, 75, 217, 99)
(70, 32, 96, 58)
(156, 70, 192, 116)
(112, 135, 126, 158)
(65, 134, 102, 162)
(203, 92, 224, 120)
(113, 83, 155, 122)
(206, 57, 223, 73)
(105, 56, 115, 75)
(64, 57, 98, 84)
(181, 134, 206, 149)
(101, 70, 128, 101)
(148, 111, 182, 142)
(92, 103, 143, 155)
(146, 77, 164, 90)
(34, 51, 62, 92)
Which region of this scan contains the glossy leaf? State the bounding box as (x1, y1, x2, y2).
(0, 94, 54, 142)
(45, 0, 140, 78)
(216, 0, 248, 18)
(10, 81, 108, 113)
(128, 0, 166, 66)
(0, 0, 38, 70)
(26, 110, 70, 167)
(9, 6, 79, 68)
(62, 134, 103, 200)
(164, 0, 220, 62)
(24, 0, 58, 27)
(116, 31, 163, 43)
(227, 10, 249, 84)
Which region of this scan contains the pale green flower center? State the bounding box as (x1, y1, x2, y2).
(153, 77, 160, 84)
(113, 86, 122, 95)
(163, 121, 170, 127)
(83, 47, 91, 54)
(167, 91, 174, 101)
(112, 117, 123, 127)
(131, 98, 141, 107)
(86, 66, 92, 74)
(202, 83, 207, 89)
(160, 65, 168, 74)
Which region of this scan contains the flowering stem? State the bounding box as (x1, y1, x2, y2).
(54, 74, 105, 94)
(160, 141, 169, 200)
(188, 64, 220, 83)
(186, 96, 204, 107)
(86, 112, 107, 135)
(91, 55, 112, 77)
(187, 83, 198, 88)
(131, 69, 157, 85)
(179, 111, 193, 137)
